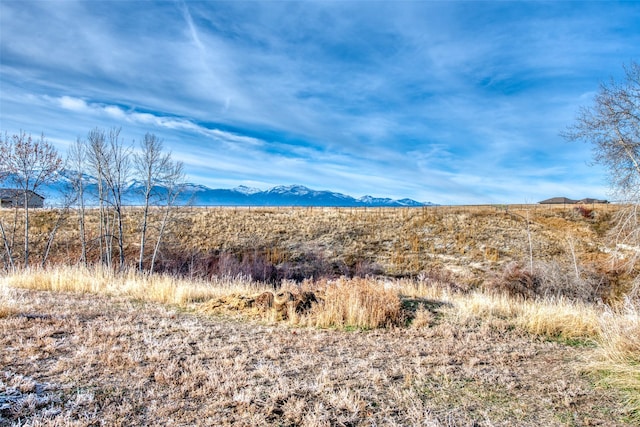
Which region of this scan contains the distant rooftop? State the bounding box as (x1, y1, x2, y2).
(538, 197, 608, 205)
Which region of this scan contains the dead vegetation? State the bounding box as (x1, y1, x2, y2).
(0, 284, 634, 426)
(1, 204, 639, 425)
(0, 204, 626, 287)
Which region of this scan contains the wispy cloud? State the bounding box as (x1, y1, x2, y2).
(1, 0, 639, 203)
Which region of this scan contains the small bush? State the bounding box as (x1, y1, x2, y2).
(489, 262, 541, 299)
(574, 205, 594, 219)
(489, 261, 611, 303)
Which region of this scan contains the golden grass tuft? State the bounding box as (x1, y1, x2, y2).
(401, 278, 602, 339)
(449, 292, 601, 339)
(0, 285, 18, 318)
(305, 277, 403, 329)
(409, 304, 435, 328)
(200, 277, 405, 329)
(587, 299, 640, 420)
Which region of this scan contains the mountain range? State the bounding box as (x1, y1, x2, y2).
(180, 184, 434, 207)
(1, 171, 435, 207)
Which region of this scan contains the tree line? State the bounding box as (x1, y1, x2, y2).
(0, 127, 184, 272)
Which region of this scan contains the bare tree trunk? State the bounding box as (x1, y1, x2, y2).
(134, 133, 171, 272)
(150, 161, 185, 273)
(70, 137, 88, 265)
(116, 205, 125, 268)
(105, 208, 113, 268)
(0, 220, 15, 270)
(24, 190, 29, 268)
(42, 208, 68, 267)
(10, 206, 18, 251)
(139, 202, 150, 271)
(78, 194, 87, 266)
(150, 207, 169, 273)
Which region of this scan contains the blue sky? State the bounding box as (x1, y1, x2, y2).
(1, 1, 640, 204)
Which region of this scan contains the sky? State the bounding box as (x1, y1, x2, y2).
(1, 1, 640, 205)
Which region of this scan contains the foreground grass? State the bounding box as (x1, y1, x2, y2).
(1, 266, 639, 425)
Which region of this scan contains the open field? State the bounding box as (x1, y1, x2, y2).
(0, 204, 627, 283)
(1, 205, 639, 425)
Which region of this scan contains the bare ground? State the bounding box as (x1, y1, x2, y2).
(0, 288, 631, 426)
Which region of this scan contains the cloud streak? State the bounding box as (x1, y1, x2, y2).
(1, 1, 639, 203)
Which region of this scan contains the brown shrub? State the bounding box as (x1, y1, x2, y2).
(488, 261, 611, 303)
(489, 262, 541, 299)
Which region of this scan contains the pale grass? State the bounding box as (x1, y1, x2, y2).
(421, 285, 637, 417)
(0, 266, 606, 338)
(400, 278, 602, 339)
(588, 299, 640, 420)
(447, 292, 601, 339)
(410, 305, 435, 328)
(2, 266, 637, 418)
(303, 277, 403, 329)
(0, 265, 266, 306)
(0, 284, 18, 318)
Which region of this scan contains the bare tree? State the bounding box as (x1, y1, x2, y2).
(564, 62, 640, 198)
(0, 131, 63, 268)
(133, 133, 172, 272)
(103, 129, 131, 269)
(0, 141, 12, 270)
(150, 160, 185, 273)
(68, 137, 88, 265)
(86, 127, 131, 269)
(87, 128, 111, 267)
(564, 61, 640, 296)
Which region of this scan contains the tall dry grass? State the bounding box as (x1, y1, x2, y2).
(448, 292, 602, 339)
(0, 284, 18, 318)
(0, 265, 267, 306)
(588, 298, 640, 421)
(1, 203, 622, 284)
(304, 277, 403, 329)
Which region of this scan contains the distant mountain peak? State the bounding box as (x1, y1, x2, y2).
(7, 172, 436, 207)
(233, 185, 261, 195)
(268, 184, 313, 195)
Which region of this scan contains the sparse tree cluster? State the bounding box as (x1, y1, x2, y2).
(0, 131, 63, 268)
(133, 133, 185, 272)
(0, 127, 185, 272)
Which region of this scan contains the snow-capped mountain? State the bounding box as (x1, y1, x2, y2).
(1, 172, 436, 207)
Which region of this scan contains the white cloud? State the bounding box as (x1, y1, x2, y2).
(2, 1, 639, 203)
(58, 96, 89, 112)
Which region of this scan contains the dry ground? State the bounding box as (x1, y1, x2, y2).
(0, 286, 631, 427)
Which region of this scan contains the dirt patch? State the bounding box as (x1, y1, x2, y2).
(201, 289, 319, 320)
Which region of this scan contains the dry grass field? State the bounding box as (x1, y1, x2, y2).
(0, 204, 625, 282)
(1, 204, 639, 425)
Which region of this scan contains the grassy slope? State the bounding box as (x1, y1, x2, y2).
(0, 204, 621, 281)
